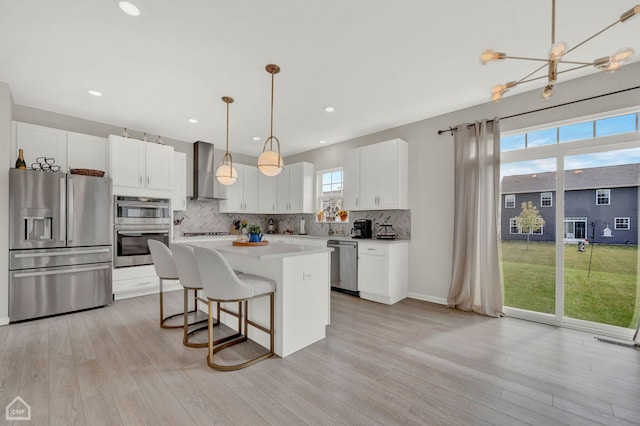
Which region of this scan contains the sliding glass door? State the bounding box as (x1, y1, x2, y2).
(501, 159, 556, 316)
(500, 111, 640, 338)
(563, 148, 640, 329)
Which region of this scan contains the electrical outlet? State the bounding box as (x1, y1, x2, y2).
(303, 272, 312, 280)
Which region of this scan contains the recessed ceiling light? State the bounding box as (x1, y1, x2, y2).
(187, 118, 198, 124)
(324, 106, 335, 113)
(319, 140, 327, 144)
(88, 90, 103, 97)
(118, 1, 141, 16)
(252, 136, 261, 141)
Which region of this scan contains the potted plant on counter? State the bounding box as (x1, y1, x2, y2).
(248, 224, 263, 242)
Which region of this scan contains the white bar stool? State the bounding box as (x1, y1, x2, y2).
(148, 240, 191, 329)
(194, 246, 275, 371)
(171, 243, 215, 348)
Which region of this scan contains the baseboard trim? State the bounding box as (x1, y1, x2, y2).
(0, 317, 9, 326)
(407, 292, 447, 305)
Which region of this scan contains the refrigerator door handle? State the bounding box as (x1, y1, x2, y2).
(14, 248, 111, 258)
(59, 177, 66, 242)
(13, 264, 110, 278)
(68, 178, 74, 242)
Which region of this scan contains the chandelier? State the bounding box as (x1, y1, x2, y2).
(481, 0, 640, 101)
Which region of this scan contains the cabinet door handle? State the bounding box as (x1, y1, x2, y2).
(356, 198, 358, 206)
(138, 175, 143, 185)
(147, 176, 150, 185)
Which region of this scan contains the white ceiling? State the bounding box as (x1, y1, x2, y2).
(1, 0, 639, 156)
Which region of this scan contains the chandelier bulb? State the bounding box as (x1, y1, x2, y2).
(549, 41, 568, 60)
(541, 84, 555, 100)
(480, 49, 506, 65)
(620, 5, 640, 22)
(611, 47, 634, 63)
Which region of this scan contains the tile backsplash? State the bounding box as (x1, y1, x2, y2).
(174, 200, 411, 238)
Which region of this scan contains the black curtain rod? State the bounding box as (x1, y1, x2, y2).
(436, 84, 640, 136)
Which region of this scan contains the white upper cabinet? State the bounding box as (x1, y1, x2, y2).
(67, 132, 109, 174)
(172, 151, 187, 211)
(219, 163, 258, 213)
(109, 135, 173, 197)
(13, 122, 67, 171)
(343, 138, 408, 211)
(342, 149, 359, 211)
(12, 122, 108, 175)
(258, 171, 278, 214)
(276, 162, 314, 214)
(145, 142, 173, 191)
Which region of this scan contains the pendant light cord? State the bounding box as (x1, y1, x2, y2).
(270, 71, 275, 145)
(226, 100, 230, 154)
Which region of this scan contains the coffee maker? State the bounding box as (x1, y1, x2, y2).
(267, 218, 276, 234)
(351, 219, 373, 239)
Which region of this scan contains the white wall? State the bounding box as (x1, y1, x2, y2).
(287, 63, 640, 304)
(0, 82, 14, 324)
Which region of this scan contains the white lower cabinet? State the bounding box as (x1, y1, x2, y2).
(112, 265, 180, 300)
(357, 241, 408, 305)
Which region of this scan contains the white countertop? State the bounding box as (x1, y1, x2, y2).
(173, 233, 410, 245)
(180, 240, 333, 260)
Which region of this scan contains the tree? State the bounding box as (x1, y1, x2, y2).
(516, 201, 545, 251)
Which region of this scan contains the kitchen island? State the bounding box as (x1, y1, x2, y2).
(184, 240, 332, 357)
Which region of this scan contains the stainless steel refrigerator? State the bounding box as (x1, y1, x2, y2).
(9, 169, 113, 322)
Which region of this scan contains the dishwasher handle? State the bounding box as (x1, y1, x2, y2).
(328, 240, 358, 249)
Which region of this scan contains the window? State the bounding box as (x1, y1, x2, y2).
(317, 168, 343, 221)
(540, 192, 553, 207)
(509, 218, 519, 234)
(596, 189, 610, 205)
(615, 217, 630, 230)
(510, 217, 543, 235)
(499, 111, 639, 153)
(505, 194, 515, 208)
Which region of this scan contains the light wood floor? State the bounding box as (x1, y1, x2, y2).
(1, 291, 639, 425)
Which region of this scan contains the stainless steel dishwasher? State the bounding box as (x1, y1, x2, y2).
(328, 240, 358, 295)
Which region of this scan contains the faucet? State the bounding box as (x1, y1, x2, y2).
(327, 222, 334, 236)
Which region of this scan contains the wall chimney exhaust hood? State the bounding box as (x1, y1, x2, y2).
(192, 141, 226, 200)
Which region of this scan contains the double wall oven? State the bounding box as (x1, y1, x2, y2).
(114, 196, 170, 268)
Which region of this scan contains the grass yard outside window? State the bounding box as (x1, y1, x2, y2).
(501, 241, 639, 329)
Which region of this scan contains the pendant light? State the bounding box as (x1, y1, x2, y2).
(215, 96, 238, 185)
(258, 64, 284, 177)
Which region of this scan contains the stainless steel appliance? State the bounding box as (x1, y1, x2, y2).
(193, 141, 226, 200)
(181, 231, 230, 236)
(328, 240, 358, 295)
(114, 196, 171, 268)
(267, 218, 276, 234)
(351, 219, 373, 239)
(9, 169, 113, 322)
(115, 196, 171, 225)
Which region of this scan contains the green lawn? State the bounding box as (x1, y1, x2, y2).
(501, 240, 640, 329)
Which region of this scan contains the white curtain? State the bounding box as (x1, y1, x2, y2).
(448, 118, 504, 318)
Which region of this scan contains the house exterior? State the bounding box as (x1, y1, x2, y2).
(501, 164, 639, 245)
